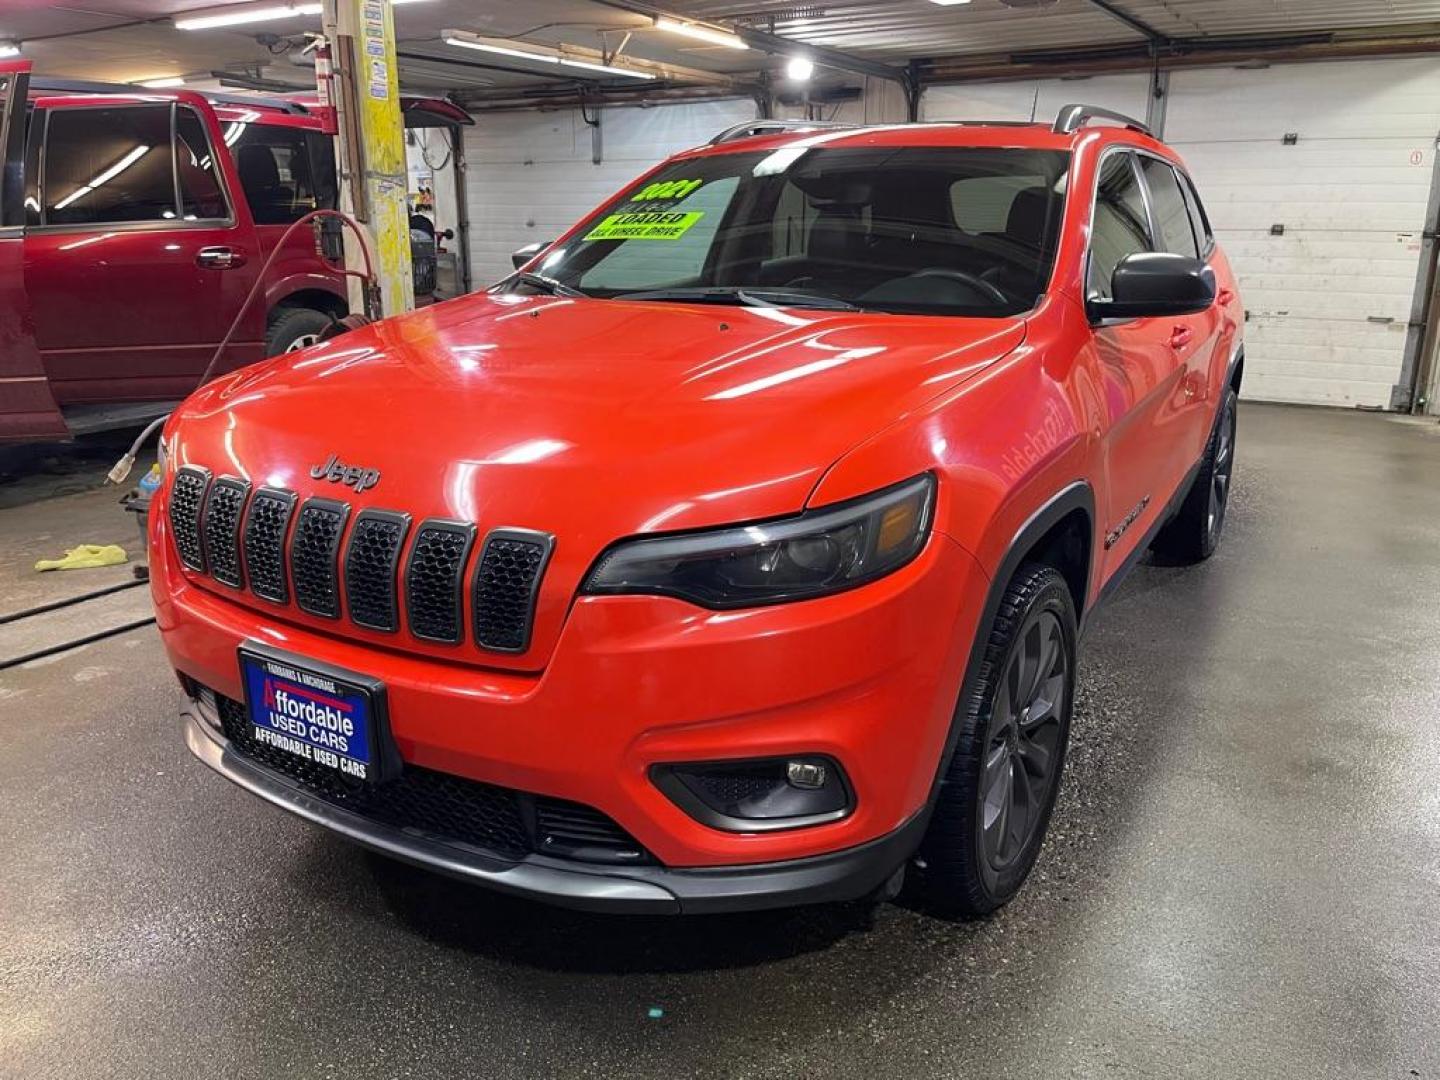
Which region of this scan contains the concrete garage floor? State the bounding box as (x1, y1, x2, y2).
(2, 402, 1439, 1079)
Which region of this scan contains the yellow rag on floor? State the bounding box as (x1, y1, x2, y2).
(34, 544, 129, 572)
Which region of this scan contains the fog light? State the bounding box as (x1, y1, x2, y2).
(786, 760, 827, 789)
(652, 755, 852, 832)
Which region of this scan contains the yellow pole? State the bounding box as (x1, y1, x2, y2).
(327, 0, 413, 317)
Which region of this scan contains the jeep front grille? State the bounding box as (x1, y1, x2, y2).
(344, 510, 409, 632)
(166, 470, 551, 655)
(203, 477, 249, 588)
(169, 466, 210, 571)
(291, 497, 349, 619)
(244, 487, 296, 604)
(473, 529, 554, 653)
(404, 520, 474, 644)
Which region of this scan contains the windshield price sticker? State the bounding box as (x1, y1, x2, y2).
(631, 178, 704, 203)
(586, 211, 705, 241)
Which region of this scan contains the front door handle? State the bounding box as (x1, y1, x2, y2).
(1168, 325, 1194, 350)
(1216, 287, 1236, 306)
(196, 246, 246, 270)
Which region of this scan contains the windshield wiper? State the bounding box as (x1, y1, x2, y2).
(613, 286, 864, 312)
(510, 271, 588, 298)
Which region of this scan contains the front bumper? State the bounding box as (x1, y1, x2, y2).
(184, 702, 927, 914)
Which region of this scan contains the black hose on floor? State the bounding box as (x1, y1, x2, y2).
(0, 616, 156, 672)
(0, 579, 146, 626)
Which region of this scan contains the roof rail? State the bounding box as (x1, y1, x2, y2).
(1053, 103, 1152, 137)
(29, 77, 310, 115)
(709, 118, 858, 145)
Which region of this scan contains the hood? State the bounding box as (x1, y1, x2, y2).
(169, 293, 1024, 668)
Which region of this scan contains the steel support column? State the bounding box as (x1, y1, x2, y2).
(325, 0, 413, 317)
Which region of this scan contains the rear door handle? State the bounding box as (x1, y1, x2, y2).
(1168, 325, 1193, 349)
(196, 246, 246, 270)
(1216, 287, 1235, 306)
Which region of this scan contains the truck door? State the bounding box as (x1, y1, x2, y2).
(0, 60, 66, 442)
(24, 97, 263, 405)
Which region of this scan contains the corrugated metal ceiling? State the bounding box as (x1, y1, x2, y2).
(660, 0, 1440, 58)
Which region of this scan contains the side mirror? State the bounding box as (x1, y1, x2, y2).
(1088, 252, 1216, 321)
(511, 240, 553, 271)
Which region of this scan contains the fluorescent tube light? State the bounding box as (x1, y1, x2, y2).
(138, 77, 186, 88)
(0, 42, 20, 58)
(653, 17, 748, 50)
(558, 58, 657, 80)
(174, 3, 322, 31)
(443, 30, 660, 79)
(442, 33, 561, 65)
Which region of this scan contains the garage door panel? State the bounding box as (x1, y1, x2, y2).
(922, 74, 1149, 125)
(1241, 319, 1410, 407)
(1244, 373, 1393, 407)
(1166, 58, 1440, 141)
(1164, 58, 1440, 407)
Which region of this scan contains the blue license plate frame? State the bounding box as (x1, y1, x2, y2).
(237, 643, 398, 786)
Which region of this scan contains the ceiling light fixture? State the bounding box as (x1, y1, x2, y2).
(442, 30, 659, 81)
(652, 16, 748, 50)
(138, 77, 186, 88)
(928, 0, 973, 5)
(558, 57, 656, 80)
(0, 42, 20, 58)
(785, 56, 815, 81)
(173, 2, 322, 31)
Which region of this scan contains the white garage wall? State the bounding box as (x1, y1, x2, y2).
(463, 98, 756, 286)
(921, 73, 1151, 126)
(1164, 58, 1440, 408)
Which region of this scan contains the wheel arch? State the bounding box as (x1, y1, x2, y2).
(270, 287, 348, 321)
(923, 481, 1096, 808)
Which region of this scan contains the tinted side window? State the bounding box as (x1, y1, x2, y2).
(1178, 171, 1213, 253)
(231, 124, 329, 224)
(1088, 153, 1151, 298)
(175, 108, 228, 221)
(1139, 157, 1197, 258)
(43, 106, 175, 226)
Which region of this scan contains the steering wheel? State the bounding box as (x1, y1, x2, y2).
(907, 268, 1011, 306)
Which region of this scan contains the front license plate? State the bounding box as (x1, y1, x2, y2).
(239, 648, 385, 784)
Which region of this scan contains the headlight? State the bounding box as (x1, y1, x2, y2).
(582, 473, 935, 609)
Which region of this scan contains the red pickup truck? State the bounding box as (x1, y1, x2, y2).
(0, 62, 469, 443)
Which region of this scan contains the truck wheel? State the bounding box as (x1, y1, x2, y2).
(1151, 388, 1238, 564)
(265, 307, 334, 357)
(915, 563, 1076, 918)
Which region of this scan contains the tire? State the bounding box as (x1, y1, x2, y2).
(265, 307, 334, 357)
(1150, 387, 1238, 564)
(915, 563, 1077, 918)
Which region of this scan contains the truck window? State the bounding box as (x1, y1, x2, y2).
(42, 105, 175, 226)
(175, 107, 228, 221)
(1138, 156, 1198, 259)
(1087, 152, 1151, 299)
(231, 124, 334, 225)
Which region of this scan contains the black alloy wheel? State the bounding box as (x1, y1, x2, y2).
(914, 562, 1077, 917)
(979, 607, 1067, 874)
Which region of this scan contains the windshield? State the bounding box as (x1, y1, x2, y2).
(515, 145, 1070, 317)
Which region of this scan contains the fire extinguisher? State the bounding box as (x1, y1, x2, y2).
(310, 36, 338, 136)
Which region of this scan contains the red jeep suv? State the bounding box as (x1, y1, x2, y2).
(153, 106, 1242, 916)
